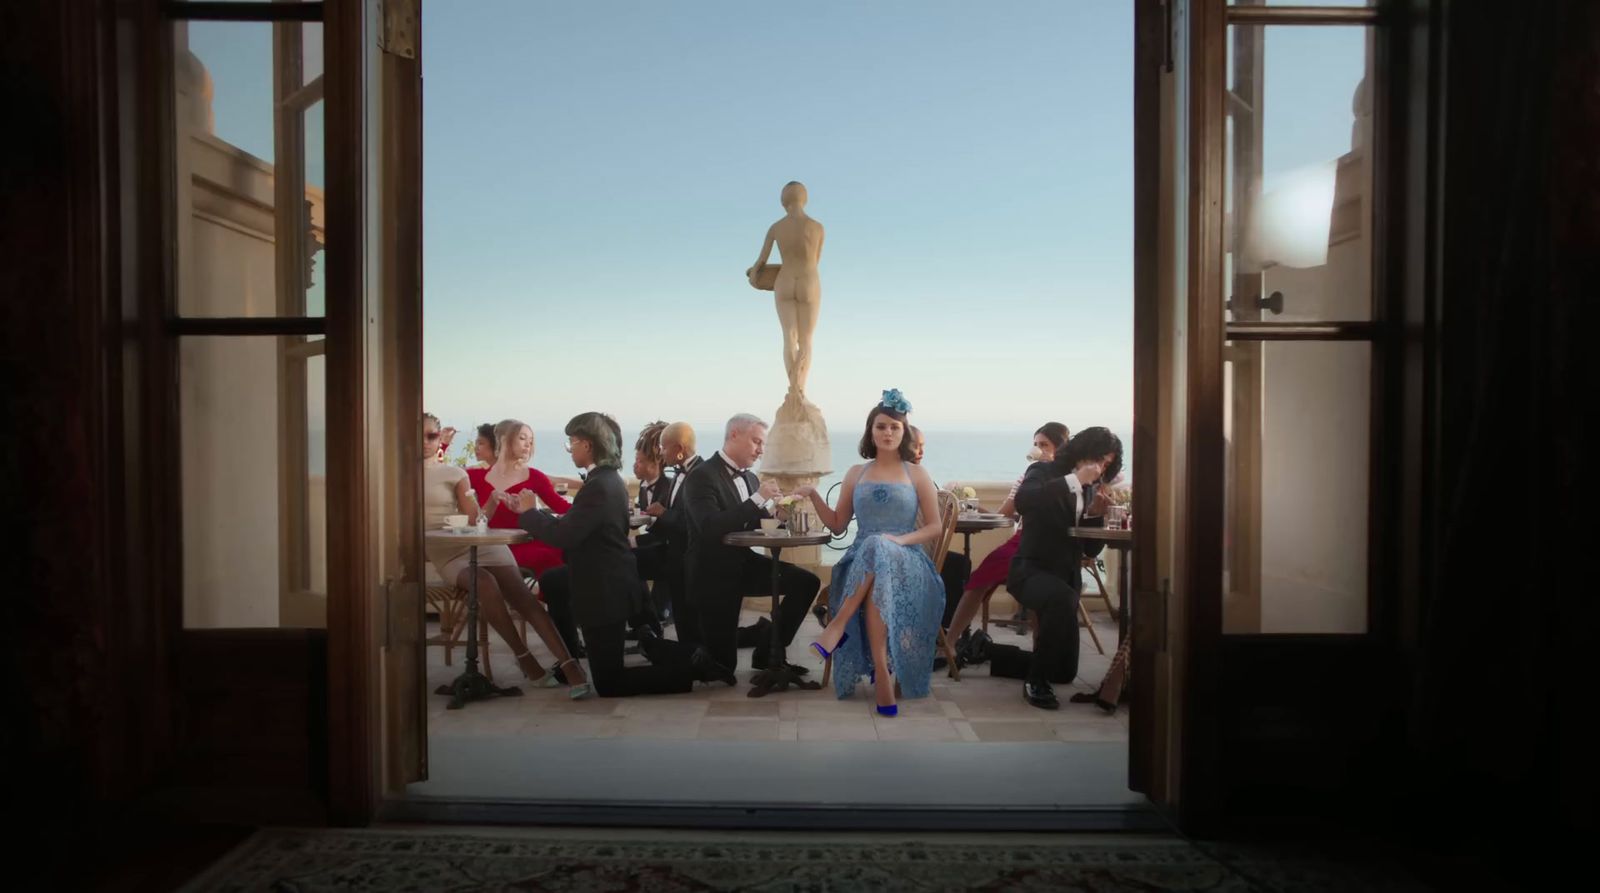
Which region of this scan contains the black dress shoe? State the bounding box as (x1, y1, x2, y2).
(635, 624, 669, 663)
(690, 648, 738, 686)
(1023, 680, 1060, 710)
(961, 629, 993, 665)
(750, 649, 811, 675)
(811, 604, 828, 626)
(736, 616, 774, 649)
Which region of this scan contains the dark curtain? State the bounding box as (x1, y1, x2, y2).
(1415, 0, 1598, 838)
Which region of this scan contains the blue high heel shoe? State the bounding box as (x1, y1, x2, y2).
(871, 663, 896, 716)
(809, 632, 848, 661)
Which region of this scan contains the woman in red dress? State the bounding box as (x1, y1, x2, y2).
(469, 419, 572, 576)
(942, 422, 1072, 643)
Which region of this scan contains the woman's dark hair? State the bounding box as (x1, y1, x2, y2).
(476, 422, 495, 443)
(1034, 422, 1070, 451)
(1052, 426, 1123, 480)
(565, 412, 623, 469)
(857, 404, 918, 462)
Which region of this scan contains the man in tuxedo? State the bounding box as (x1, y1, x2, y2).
(645, 421, 702, 647)
(631, 421, 672, 621)
(1002, 427, 1121, 709)
(682, 413, 820, 673)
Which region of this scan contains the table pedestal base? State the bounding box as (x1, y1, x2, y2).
(435, 670, 523, 710)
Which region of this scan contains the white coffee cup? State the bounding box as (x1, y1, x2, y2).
(759, 518, 781, 534)
(443, 514, 468, 529)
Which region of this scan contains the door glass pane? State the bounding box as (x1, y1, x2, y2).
(1223, 341, 1369, 633)
(174, 21, 326, 317)
(1225, 25, 1373, 322)
(180, 336, 327, 628)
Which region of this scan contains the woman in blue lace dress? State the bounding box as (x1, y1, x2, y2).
(794, 390, 945, 715)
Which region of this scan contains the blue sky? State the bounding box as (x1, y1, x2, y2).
(187, 3, 1366, 438)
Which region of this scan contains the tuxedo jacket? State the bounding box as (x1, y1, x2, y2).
(1008, 461, 1106, 588)
(636, 474, 669, 515)
(682, 452, 769, 596)
(633, 473, 671, 551)
(647, 455, 701, 558)
(517, 464, 643, 629)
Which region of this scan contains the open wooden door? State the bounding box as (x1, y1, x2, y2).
(1129, 0, 1226, 830)
(1133, 0, 1394, 833)
(325, 0, 426, 822)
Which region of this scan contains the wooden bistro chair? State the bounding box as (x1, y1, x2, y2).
(424, 580, 494, 681)
(818, 489, 962, 688)
(978, 571, 1108, 657)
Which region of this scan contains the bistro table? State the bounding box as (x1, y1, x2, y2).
(425, 527, 531, 710)
(723, 529, 833, 697)
(1069, 525, 1134, 713)
(956, 513, 1017, 627)
(1069, 526, 1133, 641)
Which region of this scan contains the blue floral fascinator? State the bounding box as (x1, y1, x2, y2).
(880, 388, 913, 414)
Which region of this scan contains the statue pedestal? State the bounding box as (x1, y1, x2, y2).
(759, 392, 832, 579)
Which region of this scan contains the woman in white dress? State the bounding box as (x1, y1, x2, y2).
(423, 413, 587, 691)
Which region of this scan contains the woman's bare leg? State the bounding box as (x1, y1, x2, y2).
(775, 296, 800, 390)
(792, 298, 818, 395)
(866, 596, 894, 709)
(814, 572, 874, 653)
(456, 568, 544, 680)
(484, 565, 586, 685)
(944, 587, 989, 642)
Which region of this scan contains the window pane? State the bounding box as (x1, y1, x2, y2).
(174, 21, 326, 317)
(1225, 25, 1373, 323)
(180, 336, 326, 628)
(1223, 341, 1369, 633)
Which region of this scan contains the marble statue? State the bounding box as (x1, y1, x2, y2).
(745, 181, 831, 483)
(747, 181, 825, 399)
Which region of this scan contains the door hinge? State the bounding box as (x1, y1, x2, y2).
(379, 0, 417, 59)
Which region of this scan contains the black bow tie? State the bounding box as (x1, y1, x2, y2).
(579, 471, 589, 482)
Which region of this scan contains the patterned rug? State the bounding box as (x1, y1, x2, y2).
(183, 828, 1428, 892)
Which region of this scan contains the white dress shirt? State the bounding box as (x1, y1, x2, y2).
(718, 449, 770, 509)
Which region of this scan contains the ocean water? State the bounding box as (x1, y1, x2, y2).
(525, 426, 1131, 497)
(313, 426, 1132, 490)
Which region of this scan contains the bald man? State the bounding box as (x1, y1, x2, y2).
(648, 422, 704, 647)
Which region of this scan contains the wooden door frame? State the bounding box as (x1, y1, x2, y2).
(324, 0, 427, 821)
(1177, 0, 1229, 833)
(323, 0, 377, 824)
(1127, 0, 1228, 830)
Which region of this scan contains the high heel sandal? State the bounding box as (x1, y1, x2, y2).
(559, 658, 594, 700)
(516, 651, 561, 688)
(809, 631, 848, 662)
(871, 662, 896, 716)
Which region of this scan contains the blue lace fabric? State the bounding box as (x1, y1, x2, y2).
(827, 477, 944, 699)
